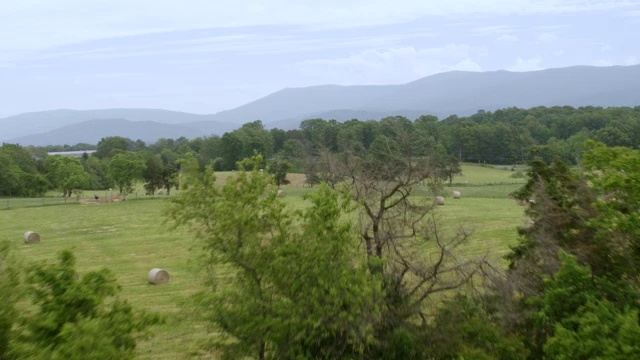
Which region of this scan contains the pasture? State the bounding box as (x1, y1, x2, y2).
(0, 164, 527, 359)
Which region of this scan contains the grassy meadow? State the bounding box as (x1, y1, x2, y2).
(0, 164, 527, 359)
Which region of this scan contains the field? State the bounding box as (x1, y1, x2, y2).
(0, 164, 527, 359)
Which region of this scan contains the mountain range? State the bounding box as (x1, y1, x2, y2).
(3, 64, 640, 146)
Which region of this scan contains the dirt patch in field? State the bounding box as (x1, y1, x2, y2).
(285, 173, 307, 187)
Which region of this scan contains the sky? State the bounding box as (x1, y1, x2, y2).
(1, 0, 639, 118)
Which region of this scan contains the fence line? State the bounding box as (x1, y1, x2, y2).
(0, 192, 173, 211)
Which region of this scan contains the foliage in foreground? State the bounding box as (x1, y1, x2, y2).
(0, 245, 160, 360)
(167, 150, 522, 359)
(485, 141, 640, 359)
(167, 156, 381, 359)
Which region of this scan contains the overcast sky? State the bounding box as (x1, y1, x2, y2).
(1, 0, 639, 118)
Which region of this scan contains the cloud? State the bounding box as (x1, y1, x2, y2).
(452, 58, 483, 72)
(601, 45, 613, 52)
(508, 57, 543, 71)
(592, 57, 637, 67)
(472, 25, 514, 37)
(1, 0, 637, 52)
(592, 59, 614, 66)
(497, 34, 519, 42)
(296, 44, 480, 84)
(537, 33, 558, 42)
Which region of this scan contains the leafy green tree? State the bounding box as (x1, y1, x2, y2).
(109, 152, 145, 196)
(426, 294, 528, 360)
(84, 156, 113, 190)
(0, 241, 20, 359)
(159, 149, 180, 195)
(0, 152, 21, 196)
(185, 135, 222, 169)
(270, 128, 287, 154)
(142, 155, 164, 195)
(46, 156, 91, 197)
(435, 153, 462, 186)
(95, 136, 137, 159)
(0, 144, 48, 197)
(142, 151, 179, 195)
(281, 139, 306, 169)
(18, 173, 50, 197)
(582, 141, 640, 280)
(10, 250, 159, 360)
(544, 300, 640, 360)
(536, 253, 640, 360)
(267, 158, 291, 187)
(492, 143, 640, 358)
(219, 132, 244, 170)
(166, 155, 381, 359)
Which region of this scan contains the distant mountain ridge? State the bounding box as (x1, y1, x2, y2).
(3, 64, 640, 146)
(1, 109, 238, 145)
(9, 119, 234, 147)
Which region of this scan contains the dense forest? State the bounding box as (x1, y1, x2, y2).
(2, 105, 640, 198)
(2, 105, 640, 358)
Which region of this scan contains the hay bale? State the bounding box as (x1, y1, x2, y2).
(523, 218, 535, 229)
(452, 191, 461, 199)
(435, 196, 445, 206)
(23, 231, 40, 244)
(277, 190, 286, 198)
(148, 268, 170, 285)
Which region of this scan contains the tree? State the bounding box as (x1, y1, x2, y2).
(142, 155, 164, 195)
(537, 253, 640, 360)
(544, 300, 640, 360)
(109, 152, 145, 196)
(0, 144, 49, 197)
(159, 149, 180, 195)
(166, 155, 381, 359)
(582, 141, 640, 280)
(0, 241, 20, 359)
(314, 120, 482, 357)
(45, 156, 91, 197)
(143, 151, 179, 196)
(426, 294, 528, 360)
(0, 152, 21, 196)
(9, 250, 159, 360)
(436, 153, 462, 186)
(84, 156, 113, 190)
(95, 136, 137, 159)
(219, 132, 244, 170)
(487, 143, 640, 358)
(267, 158, 291, 187)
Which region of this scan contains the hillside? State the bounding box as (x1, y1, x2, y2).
(3, 64, 640, 144)
(9, 119, 234, 146)
(0, 108, 236, 144)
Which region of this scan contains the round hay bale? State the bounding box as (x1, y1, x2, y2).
(277, 190, 286, 198)
(148, 268, 170, 285)
(435, 196, 445, 206)
(452, 191, 461, 199)
(23, 231, 40, 244)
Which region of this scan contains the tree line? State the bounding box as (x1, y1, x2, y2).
(3, 105, 639, 198)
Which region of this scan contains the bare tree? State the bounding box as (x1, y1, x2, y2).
(317, 121, 484, 326)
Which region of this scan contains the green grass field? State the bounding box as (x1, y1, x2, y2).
(0, 164, 527, 359)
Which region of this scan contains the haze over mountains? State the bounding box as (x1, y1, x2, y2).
(3, 64, 640, 146)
